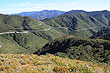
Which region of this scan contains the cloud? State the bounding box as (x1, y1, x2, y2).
(12, 3, 60, 7)
(0, 2, 78, 14)
(12, 2, 78, 7)
(0, 8, 39, 14)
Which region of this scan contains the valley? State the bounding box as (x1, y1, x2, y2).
(0, 0, 110, 72)
(0, 9, 110, 73)
(0, 10, 110, 54)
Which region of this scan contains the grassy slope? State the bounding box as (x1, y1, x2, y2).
(0, 36, 30, 54)
(0, 14, 66, 54)
(42, 13, 106, 38)
(0, 54, 109, 73)
(0, 32, 48, 53)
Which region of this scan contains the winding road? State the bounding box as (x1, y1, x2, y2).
(0, 22, 98, 35)
(0, 31, 29, 35)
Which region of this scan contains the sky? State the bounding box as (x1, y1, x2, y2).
(0, 0, 110, 14)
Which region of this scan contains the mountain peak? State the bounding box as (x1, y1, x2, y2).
(101, 10, 109, 12)
(63, 10, 87, 15)
(11, 10, 65, 20)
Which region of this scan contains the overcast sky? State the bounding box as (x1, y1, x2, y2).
(0, 0, 110, 14)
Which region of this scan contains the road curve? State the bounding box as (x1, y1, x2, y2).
(0, 31, 29, 35)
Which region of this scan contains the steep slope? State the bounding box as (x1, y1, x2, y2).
(63, 10, 86, 15)
(11, 10, 65, 20)
(90, 27, 110, 40)
(0, 14, 65, 54)
(0, 36, 30, 54)
(42, 13, 105, 37)
(34, 35, 110, 64)
(0, 14, 43, 32)
(87, 10, 110, 26)
(0, 54, 109, 73)
(63, 10, 110, 26)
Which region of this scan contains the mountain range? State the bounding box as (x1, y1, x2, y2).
(0, 10, 110, 56)
(11, 10, 65, 20)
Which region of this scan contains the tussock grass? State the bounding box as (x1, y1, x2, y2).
(0, 54, 109, 73)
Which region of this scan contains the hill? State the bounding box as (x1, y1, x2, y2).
(90, 27, 110, 40)
(0, 54, 109, 73)
(1, 10, 110, 54)
(87, 10, 110, 26)
(63, 10, 87, 15)
(63, 10, 110, 26)
(0, 14, 65, 54)
(42, 13, 105, 37)
(10, 10, 110, 38)
(11, 10, 65, 20)
(34, 35, 110, 64)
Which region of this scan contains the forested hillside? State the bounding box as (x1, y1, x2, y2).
(35, 35, 110, 64)
(42, 13, 106, 37)
(90, 27, 110, 40)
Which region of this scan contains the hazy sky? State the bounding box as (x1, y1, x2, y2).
(0, 0, 110, 14)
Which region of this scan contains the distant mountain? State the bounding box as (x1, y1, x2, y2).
(34, 35, 110, 64)
(63, 10, 87, 15)
(11, 10, 65, 20)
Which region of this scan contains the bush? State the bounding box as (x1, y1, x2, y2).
(53, 66, 69, 73)
(20, 61, 28, 65)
